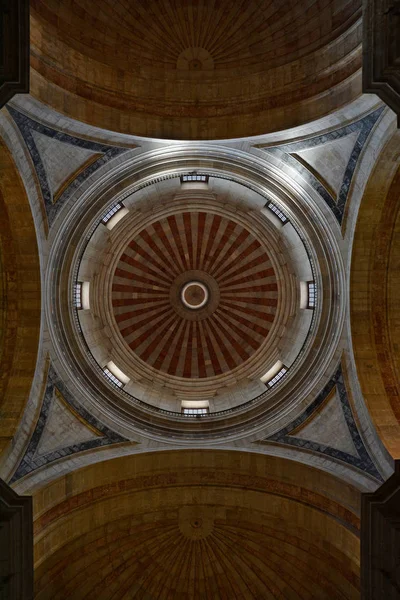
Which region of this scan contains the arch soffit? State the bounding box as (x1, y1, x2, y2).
(0, 141, 41, 458)
(33, 450, 361, 599)
(351, 129, 400, 458)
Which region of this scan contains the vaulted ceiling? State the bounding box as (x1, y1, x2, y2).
(0, 2, 399, 599)
(30, 0, 362, 138)
(33, 451, 361, 600)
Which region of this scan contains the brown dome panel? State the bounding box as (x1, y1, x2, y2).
(33, 451, 361, 600)
(112, 212, 278, 378)
(30, 0, 362, 139)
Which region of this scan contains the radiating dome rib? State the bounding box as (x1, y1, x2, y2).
(111, 211, 279, 379)
(35, 517, 358, 599)
(152, 220, 186, 272)
(138, 228, 180, 276)
(31, 0, 362, 138)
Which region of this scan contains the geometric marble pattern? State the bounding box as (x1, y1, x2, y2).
(31, 130, 101, 200)
(7, 106, 131, 226)
(258, 106, 385, 225)
(293, 130, 359, 199)
(259, 364, 383, 482)
(34, 389, 101, 457)
(10, 365, 129, 483)
(291, 386, 359, 458)
(112, 211, 278, 378)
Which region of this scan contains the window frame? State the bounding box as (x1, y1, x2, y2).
(74, 282, 82, 310)
(266, 201, 288, 223)
(307, 281, 316, 309)
(103, 367, 124, 388)
(101, 202, 124, 225)
(180, 173, 209, 184)
(267, 366, 288, 388)
(181, 407, 209, 416)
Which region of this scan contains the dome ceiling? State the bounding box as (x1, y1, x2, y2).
(112, 212, 278, 378)
(33, 451, 361, 600)
(44, 145, 346, 436)
(30, 0, 362, 139)
(81, 191, 298, 410)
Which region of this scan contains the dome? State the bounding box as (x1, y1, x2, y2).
(33, 451, 361, 600)
(43, 145, 345, 438)
(111, 211, 279, 379)
(78, 188, 298, 407)
(30, 0, 362, 139)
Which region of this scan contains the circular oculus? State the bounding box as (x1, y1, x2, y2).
(181, 281, 209, 309)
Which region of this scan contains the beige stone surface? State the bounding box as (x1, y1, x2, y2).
(294, 130, 360, 199)
(32, 130, 100, 199)
(290, 388, 358, 457)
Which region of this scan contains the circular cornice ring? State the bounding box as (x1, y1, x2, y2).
(174, 274, 216, 318)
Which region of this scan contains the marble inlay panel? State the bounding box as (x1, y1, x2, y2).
(257, 107, 385, 225)
(7, 106, 130, 226)
(260, 364, 383, 481)
(10, 365, 128, 483)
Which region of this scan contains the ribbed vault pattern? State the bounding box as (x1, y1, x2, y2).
(35, 512, 358, 599)
(112, 212, 278, 378)
(33, 451, 360, 600)
(30, 0, 362, 138)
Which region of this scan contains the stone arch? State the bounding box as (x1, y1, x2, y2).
(0, 141, 41, 457)
(351, 129, 400, 457)
(33, 450, 360, 599)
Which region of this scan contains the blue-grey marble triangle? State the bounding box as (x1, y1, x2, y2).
(258, 106, 385, 224)
(10, 365, 128, 483)
(34, 390, 100, 457)
(6, 106, 130, 227)
(293, 130, 359, 200)
(31, 129, 101, 198)
(262, 365, 383, 482)
(289, 387, 358, 457)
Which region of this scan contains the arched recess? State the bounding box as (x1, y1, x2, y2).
(351, 130, 400, 457)
(29, 0, 362, 139)
(33, 450, 360, 599)
(0, 140, 41, 456)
